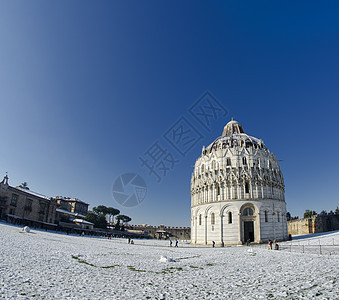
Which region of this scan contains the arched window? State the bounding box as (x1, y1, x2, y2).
(277, 211, 280, 222)
(228, 212, 232, 224)
(226, 158, 231, 166)
(245, 182, 249, 194)
(217, 184, 220, 196)
(199, 214, 202, 225)
(264, 210, 268, 222)
(201, 165, 204, 173)
(211, 213, 215, 225)
(242, 207, 254, 216)
(212, 160, 216, 169)
(242, 157, 247, 165)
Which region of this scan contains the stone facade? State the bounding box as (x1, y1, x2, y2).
(127, 224, 191, 240)
(53, 196, 89, 223)
(191, 120, 288, 245)
(288, 214, 339, 236)
(0, 175, 56, 227)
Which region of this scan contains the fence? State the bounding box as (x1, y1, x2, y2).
(257, 242, 339, 255)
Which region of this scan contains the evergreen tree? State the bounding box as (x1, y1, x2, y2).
(304, 210, 317, 218)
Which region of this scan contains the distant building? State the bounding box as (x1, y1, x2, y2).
(0, 175, 56, 228)
(127, 224, 191, 240)
(288, 214, 339, 235)
(52, 196, 89, 223)
(73, 218, 94, 230)
(191, 120, 288, 245)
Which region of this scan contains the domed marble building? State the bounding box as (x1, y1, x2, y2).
(190, 119, 288, 245)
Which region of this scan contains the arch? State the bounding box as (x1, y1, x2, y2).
(239, 203, 259, 243)
(220, 204, 232, 216)
(239, 203, 257, 215)
(204, 205, 214, 216)
(242, 207, 254, 216)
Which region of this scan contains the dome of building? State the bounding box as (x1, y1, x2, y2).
(190, 119, 288, 245)
(206, 120, 267, 154)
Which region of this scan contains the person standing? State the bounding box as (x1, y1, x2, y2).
(175, 240, 178, 247)
(170, 240, 172, 247)
(274, 240, 279, 250)
(212, 241, 215, 248)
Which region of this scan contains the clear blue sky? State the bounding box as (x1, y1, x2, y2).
(0, 1, 338, 226)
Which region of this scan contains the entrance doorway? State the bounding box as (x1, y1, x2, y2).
(244, 221, 254, 242)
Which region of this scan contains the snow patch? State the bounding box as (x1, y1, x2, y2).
(159, 256, 175, 262)
(23, 226, 30, 233)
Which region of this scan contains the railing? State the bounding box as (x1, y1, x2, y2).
(256, 242, 339, 255)
(283, 244, 339, 255)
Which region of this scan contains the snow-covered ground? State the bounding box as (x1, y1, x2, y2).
(0, 223, 338, 299)
(255, 230, 339, 256)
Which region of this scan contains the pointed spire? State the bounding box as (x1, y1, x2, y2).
(1, 172, 8, 185)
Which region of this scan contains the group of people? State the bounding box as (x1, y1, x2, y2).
(169, 240, 179, 247)
(128, 237, 279, 249)
(268, 239, 279, 250)
(210, 239, 280, 249)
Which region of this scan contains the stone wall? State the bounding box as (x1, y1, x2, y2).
(192, 199, 288, 245)
(288, 214, 339, 236)
(0, 179, 56, 226)
(127, 224, 191, 240)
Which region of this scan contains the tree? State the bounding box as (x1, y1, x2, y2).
(304, 210, 317, 219)
(96, 214, 108, 229)
(85, 211, 98, 224)
(93, 205, 108, 216)
(107, 207, 120, 223)
(116, 214, 132, 224)
(286, 212, 291, 221)
(85, 211, 107, 229)
(320, 210, 327, 215)
(19, 182, 29, 190)
(335, 207, 339, 215)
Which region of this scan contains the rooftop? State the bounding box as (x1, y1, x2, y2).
(54, 196, 88, 205)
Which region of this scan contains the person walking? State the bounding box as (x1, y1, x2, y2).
(170, 240, 172, 247)
(268, 240, 272, 250)
(212, 241, 215, 248)
(175, 240, 178, 247)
